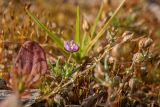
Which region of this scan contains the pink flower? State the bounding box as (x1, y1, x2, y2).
(64, 40, 79, 52)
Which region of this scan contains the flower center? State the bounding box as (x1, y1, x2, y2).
(70, 43, 76, 50)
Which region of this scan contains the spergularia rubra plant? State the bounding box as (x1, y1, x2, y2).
(9, 41, 48, 93)
(64, 40, 79, 52)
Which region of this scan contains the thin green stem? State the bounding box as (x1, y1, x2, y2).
(67, 53, 72, 63)
(86, 0, 126, 54)
(45, 46, 110, 99)
(91, 3, 104, 37)
(81, 32, 87, 49)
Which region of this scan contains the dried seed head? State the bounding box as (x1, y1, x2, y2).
(110, 43, 122, 60)
(24, 2, 31, 10)
(122, 31, 134, 42)
(132, 52, 144, 63)
(138, 38, 153, 50)
(144, 38, 153, 48)
(82, 18, 90, 32)
(111, 42, 133, 61)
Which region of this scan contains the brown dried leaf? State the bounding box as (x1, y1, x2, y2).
(9, 41, 48, 90)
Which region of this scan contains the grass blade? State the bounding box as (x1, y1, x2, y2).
(91, 3, 103, 38)
(86, 0, 126, 54)
(26, 10, 64, 49)
(75, 6, 80, 44)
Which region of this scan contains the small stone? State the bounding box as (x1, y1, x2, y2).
(0, 90, 13, 101)
(138, 38, 153, 50)
(0, 94, 21, 107)
(20, 89, 40, 107)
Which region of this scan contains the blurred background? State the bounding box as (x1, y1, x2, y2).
(0, 0, 160, 74)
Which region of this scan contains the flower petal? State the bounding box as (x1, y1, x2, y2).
(72, 45, 79, 52)
(64, 40, 79, 52)
(64, 41, 71, 51)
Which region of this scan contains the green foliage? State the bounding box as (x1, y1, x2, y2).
(27, 0, 126, 61)
(49, 56, 76, 77)
(85, 0, 126, 54)
(26, 10, 64, 49)
(73, 7, 81, 60)
(91, 3, 103, 37)
(49, 58, 62, 76)
(75, 6, 80, 44)
(112, 17, 121, 27)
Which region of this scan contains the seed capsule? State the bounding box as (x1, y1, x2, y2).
(82, 18, 90, 32)
(132, 52, 144, 63)
(138, 38, 153, 50)
(122, 31, 134, 42)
